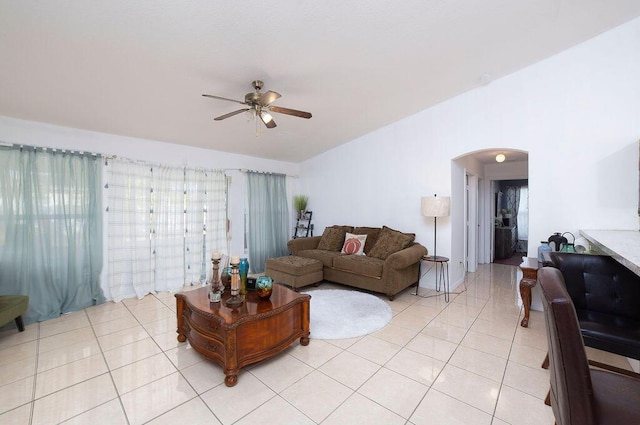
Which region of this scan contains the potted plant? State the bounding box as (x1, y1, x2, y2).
(293, 195, 309, 219)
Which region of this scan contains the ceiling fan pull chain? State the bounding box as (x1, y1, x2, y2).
(254, 111, 261, 137)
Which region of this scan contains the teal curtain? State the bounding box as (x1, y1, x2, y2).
(0, 146, 104, 323)
(246, 172, 289, 273)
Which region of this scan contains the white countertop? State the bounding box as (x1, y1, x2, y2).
(580, 229, 640, 276)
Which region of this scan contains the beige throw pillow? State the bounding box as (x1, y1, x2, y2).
(317, 227, 347, 251)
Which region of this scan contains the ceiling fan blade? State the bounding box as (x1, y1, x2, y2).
(259, 90, 281, 105)
(260, 112, 277, 129)
(269, 105, 312, 119)
(214, 108, 250, 121)
(202, 94, 247, 105)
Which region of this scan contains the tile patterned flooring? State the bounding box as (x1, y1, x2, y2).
(0, 264, 633, 424)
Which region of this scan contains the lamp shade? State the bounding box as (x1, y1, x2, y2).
(421, 196, 450, 217)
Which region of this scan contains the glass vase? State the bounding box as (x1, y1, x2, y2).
(239, 258, 249, 295)
(220, 267, 232, 291)
(256, 276, 273, 299)
(537, 241, 552, 262)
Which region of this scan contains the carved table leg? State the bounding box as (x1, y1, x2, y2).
(225, 373, 238, 387)
(519, 277, 536, 327)
(301, 299, 310, 347)
(518, 258, 540, 328)
(175, 294, 187, 342)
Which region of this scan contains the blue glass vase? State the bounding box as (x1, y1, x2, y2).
(256, 276, 273, 299)
(239, 258, 249, 295)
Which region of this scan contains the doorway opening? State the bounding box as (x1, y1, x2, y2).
(493, 179, 528, 266)
(453, 149, 529, 271)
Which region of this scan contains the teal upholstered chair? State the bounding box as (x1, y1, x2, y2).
(0, 295, 29, 332)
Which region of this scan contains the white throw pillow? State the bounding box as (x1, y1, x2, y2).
(341, 232, 367, 255)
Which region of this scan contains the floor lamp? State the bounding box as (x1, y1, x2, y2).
(421, 194, 451, 260)
(421, 194, 451, 300)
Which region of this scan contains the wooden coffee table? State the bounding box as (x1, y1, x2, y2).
(175, 284, 310, 387)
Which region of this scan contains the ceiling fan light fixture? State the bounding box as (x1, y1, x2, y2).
(203, 80, 311, 132)
(261, 111, 273, 124)
(495, 153, 506, 163)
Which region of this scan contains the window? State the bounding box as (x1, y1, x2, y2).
(0, 146, 104, 322)
(106, 159, 226, 301)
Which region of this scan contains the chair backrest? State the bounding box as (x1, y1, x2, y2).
(546, 252, 640, 321)
(538, 267, 597, 425)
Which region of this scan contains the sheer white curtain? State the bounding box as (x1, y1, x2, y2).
(107, 161, 154, 301)
(153, 166, 185, 292)
(203, 171, 227, 281)
(184, 169, 205, 285)
(184, 169, 227, 285)
(106, 159, 226, 301)
(517, 187, 529, 251)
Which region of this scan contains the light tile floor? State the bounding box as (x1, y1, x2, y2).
(0, 264, 634, 425)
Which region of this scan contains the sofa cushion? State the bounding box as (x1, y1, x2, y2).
(353, 227, 381, 254)
(331, 225, 354, 233)
(297, 249, 343, 268)
(265, 256, 323, 275)
(341, 232, 367, 255)
(333, 255, 384, 278)
(317, 226, 353, 251)
(317, 227, 346, 251)
(368, 226, 415, 260)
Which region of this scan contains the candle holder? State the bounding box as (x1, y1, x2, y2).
(208, 254, 222, 303)
(225, 258, 243, 307)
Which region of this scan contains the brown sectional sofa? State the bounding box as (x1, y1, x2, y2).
(287, 225, 428, 300)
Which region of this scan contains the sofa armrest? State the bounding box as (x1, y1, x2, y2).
(384, 243, 428, 270)
(287, 236, 322, 255)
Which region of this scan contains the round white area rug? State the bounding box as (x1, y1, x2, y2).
(303, 289, 393, 339)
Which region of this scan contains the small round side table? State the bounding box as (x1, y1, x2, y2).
(422, 255, 450, 302)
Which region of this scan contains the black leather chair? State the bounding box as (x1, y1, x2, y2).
(538, 267, 640, 425)
(542, 252, 640, 362)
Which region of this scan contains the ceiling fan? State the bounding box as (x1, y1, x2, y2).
(202, 80, 312, 129)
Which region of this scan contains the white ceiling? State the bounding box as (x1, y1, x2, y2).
(1, 1, 639, 163)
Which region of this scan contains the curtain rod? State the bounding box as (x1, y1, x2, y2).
(0, 140, 224, 173)
(0, 141, 295, 177)
(0, 141, 101, 157)
(108, 156, 227, 174)
(224, 168, 298, 178)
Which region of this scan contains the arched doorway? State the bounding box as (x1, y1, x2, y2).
(452, 149, 529, 271)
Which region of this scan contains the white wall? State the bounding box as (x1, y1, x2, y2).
(299, 16, 640, 291)
(484, 160, 528, 181)
(0, 116, 300, 173)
